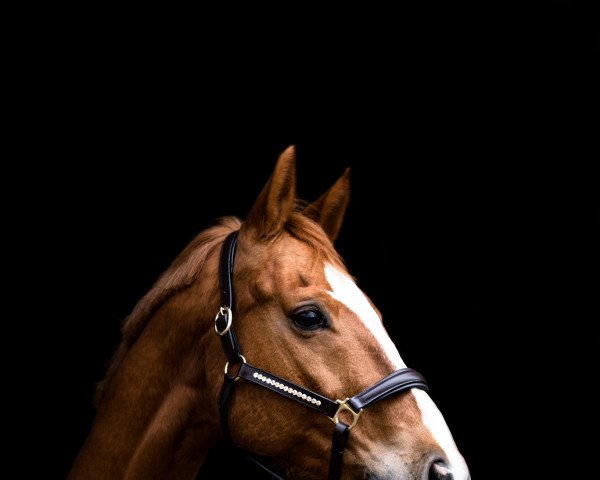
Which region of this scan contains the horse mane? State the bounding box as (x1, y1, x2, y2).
(94, 210, 343, 406)
(94, 216, 242, 406)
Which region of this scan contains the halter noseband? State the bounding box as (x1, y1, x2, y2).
(215, 231, 428, 480)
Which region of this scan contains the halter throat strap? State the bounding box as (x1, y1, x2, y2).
(215, 231, 428, 480)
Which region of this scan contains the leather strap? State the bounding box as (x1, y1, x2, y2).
(238, 363, 339, 418)
(218, 373, 237, 445)
(219, 231, 238, 309)
(216, 232, 242, 362)
(328, 422, 350, 480)
(348, 368, 428, 411)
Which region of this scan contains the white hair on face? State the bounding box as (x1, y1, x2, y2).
(324, 263, 405, 369)
(324, 263, 469, 479)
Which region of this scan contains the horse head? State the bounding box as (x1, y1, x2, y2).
(210, 147, 469, 479)
(71, 147, 469, 480)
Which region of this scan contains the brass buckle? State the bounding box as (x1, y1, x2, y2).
(330, 398, 363, 430)
(214, 306, 232, 336)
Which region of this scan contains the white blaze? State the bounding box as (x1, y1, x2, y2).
(324, 263, 469, 479)
(324, 263, 405, 369)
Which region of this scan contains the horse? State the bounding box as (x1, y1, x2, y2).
(70, 147, 469, 480)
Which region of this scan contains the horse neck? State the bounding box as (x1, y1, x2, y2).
(70, 266, 224, 480)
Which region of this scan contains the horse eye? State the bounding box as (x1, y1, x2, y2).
(291, 307, 327, 331)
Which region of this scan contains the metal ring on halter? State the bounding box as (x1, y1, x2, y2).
(330, 398, 363, 430)
(224, 355, 246, 376)
(214, 306, 233, 336)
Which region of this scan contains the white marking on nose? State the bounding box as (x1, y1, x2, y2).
(324, 264, 405, 369)
(412, 389, 470, 480)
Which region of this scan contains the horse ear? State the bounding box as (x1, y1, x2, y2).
(303, 168, 350, 241)
(242, 146, 296, 238)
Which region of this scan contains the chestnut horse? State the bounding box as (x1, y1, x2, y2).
(70, 147, 469, 479)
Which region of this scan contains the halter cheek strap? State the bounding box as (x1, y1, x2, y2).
(215, 231, 428, 480)
(214, 232, 241, 363)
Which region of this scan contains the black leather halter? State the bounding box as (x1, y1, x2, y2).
(215, 231, 429, 480)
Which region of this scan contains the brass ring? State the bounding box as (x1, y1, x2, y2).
(214, 306, 233, 336)
(224, 355, 247, 376)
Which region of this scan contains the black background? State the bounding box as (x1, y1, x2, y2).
(18, 2, 597, 479)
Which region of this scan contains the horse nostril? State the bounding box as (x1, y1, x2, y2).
(429, 460, 453, 480)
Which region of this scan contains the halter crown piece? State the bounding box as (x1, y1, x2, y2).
(215, 231, 429, 480)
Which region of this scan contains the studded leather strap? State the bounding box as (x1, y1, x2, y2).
(238, 363, 339, 417)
